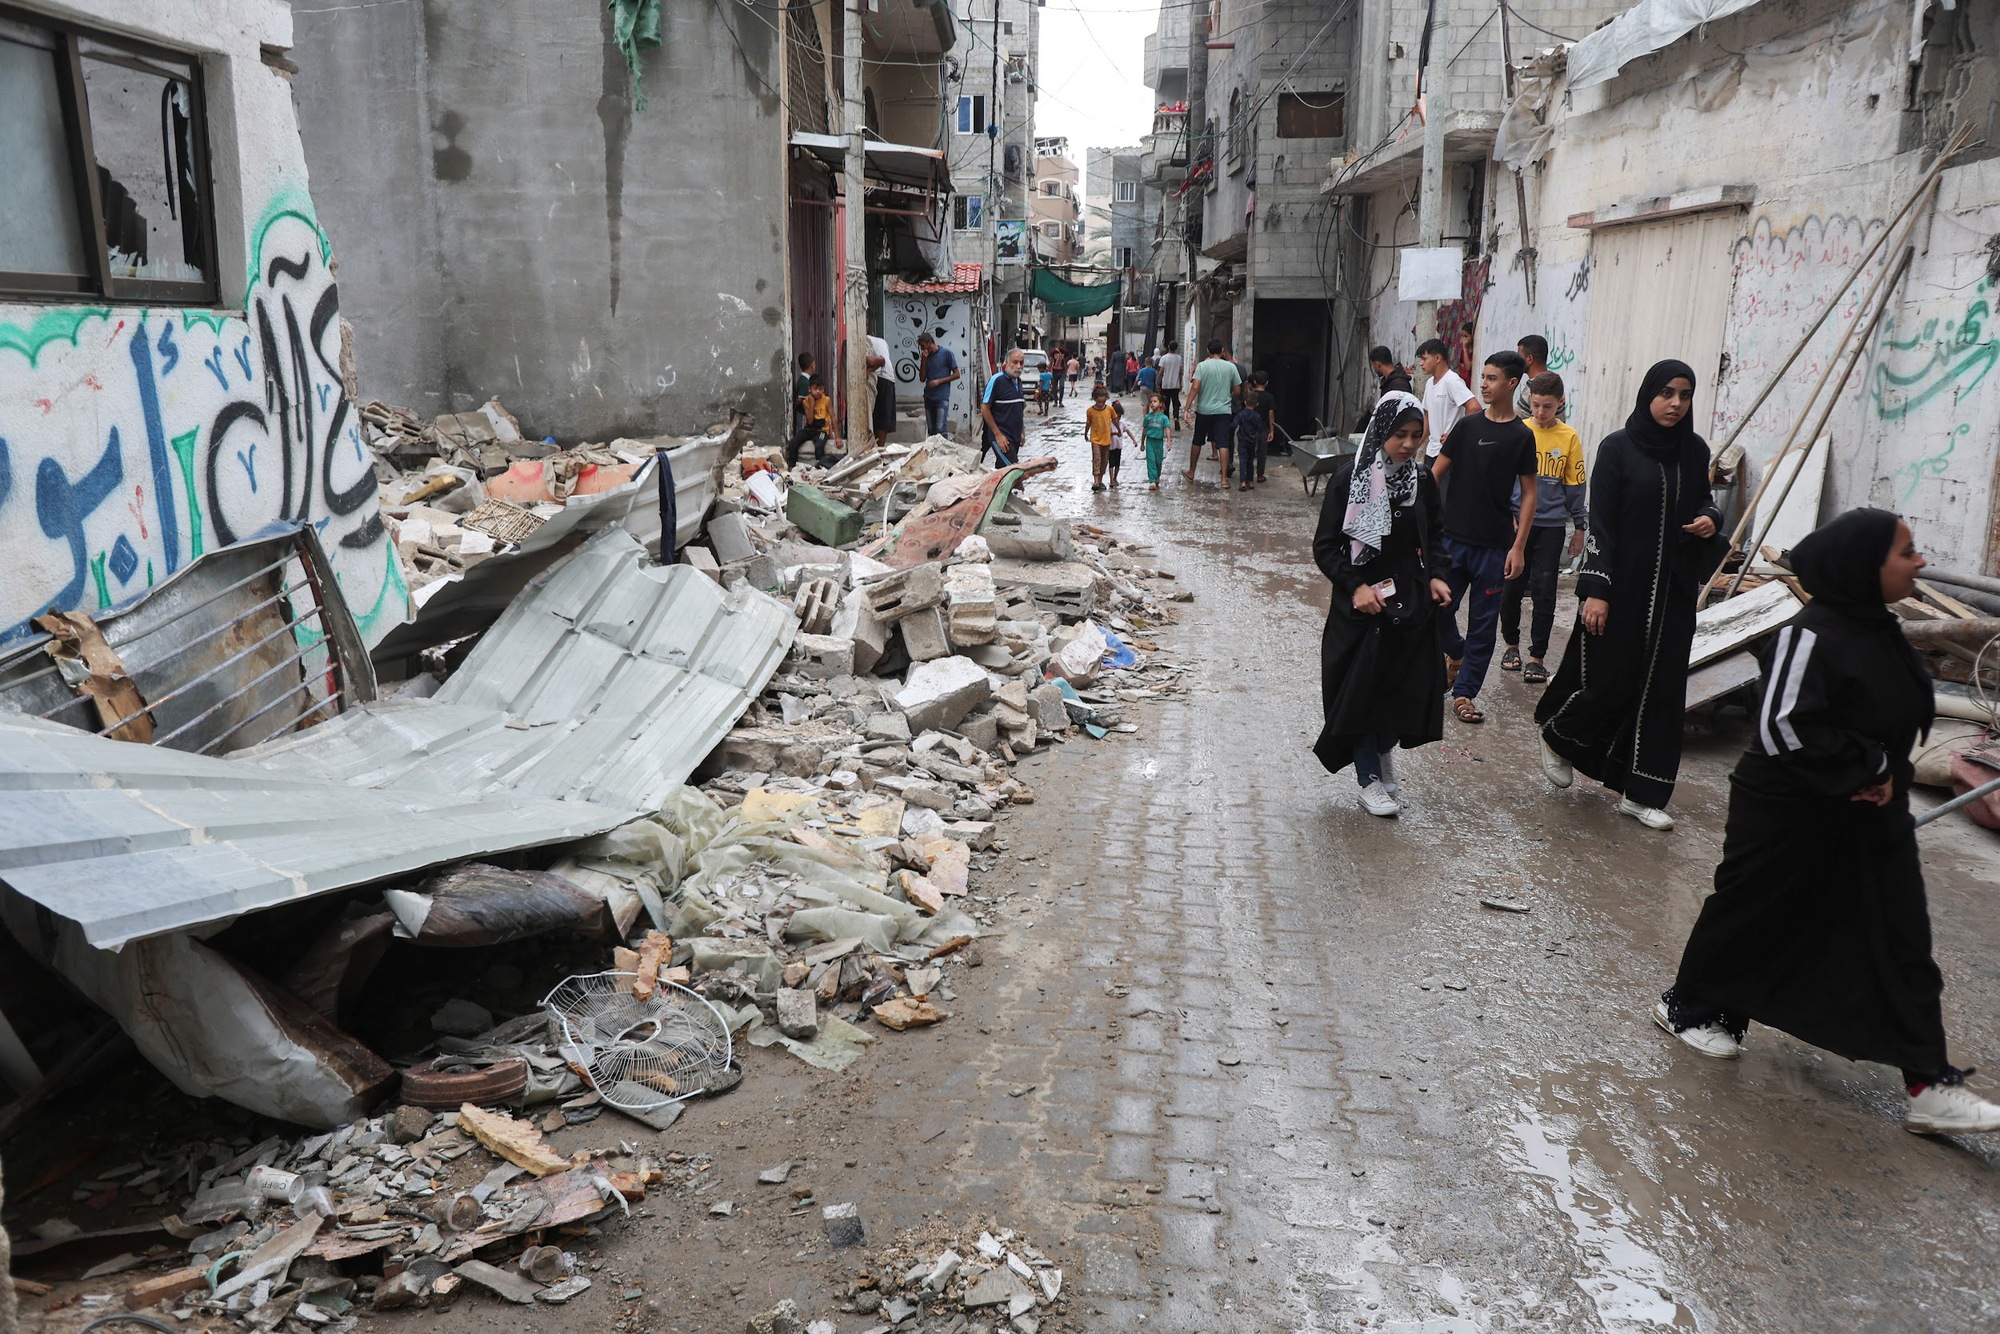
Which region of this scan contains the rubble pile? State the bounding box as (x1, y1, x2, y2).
(820, 1221, 1067, 1334)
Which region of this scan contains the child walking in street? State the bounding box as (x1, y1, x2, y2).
(1085, 386, 1115, 492)
(1109, 402, 1134, 489)
(1231, 396, 1265, 491)
(1142, 393, 1172, 490)
(1499, 371, 1588, 684)
(1038, 365, 1054, 416)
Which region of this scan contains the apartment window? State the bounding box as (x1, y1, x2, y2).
(1042, 221, 1061, 240)
(953, 194, 984, 230)
(1115, 180, 1137, 203)
(1117, 246, 1134, 268)
(1040, 180, 1061, 197)
(0, 6, 218, 303)
(955, 94, 986, 135)
(1225, 87, 1246, 166)
(1276, 89, 1344, 139)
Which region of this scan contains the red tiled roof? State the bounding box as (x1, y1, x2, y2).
(885, 262, 981, 295)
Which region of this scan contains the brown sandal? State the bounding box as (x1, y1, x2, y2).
(1452, 696, 1485, 724)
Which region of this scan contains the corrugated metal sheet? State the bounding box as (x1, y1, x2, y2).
(0, 529, 795, 950)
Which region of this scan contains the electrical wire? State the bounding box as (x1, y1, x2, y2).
(1506, 10, 1580, 43)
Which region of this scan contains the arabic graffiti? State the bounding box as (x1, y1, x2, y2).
(1870, 275, 2000, 422)
(1889, 421, 1965, 502)
(0, 195, 405, 649)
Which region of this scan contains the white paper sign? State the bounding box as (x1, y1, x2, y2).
(1397, 247, 1464, 302)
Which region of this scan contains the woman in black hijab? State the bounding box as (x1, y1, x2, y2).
(1311, 392, 1450, 817)
(1534, 359, 1723, 829)
(1656, 509, 2000, 1133)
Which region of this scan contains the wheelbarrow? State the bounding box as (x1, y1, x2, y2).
(1293, 433, 1361, 496)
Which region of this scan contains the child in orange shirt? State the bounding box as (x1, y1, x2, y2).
(1085, 386, 1115, 492)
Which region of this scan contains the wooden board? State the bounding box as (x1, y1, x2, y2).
(1750, 434, 1829, 569)
(1685, 650, 1762, 710)
(1690, 581, 1800, 669)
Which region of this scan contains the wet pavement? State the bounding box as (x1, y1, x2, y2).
(924, 395, 2000, 1331)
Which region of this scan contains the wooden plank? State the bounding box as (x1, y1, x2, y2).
(1690, 580, 1800, 668)
(1686, 650, 1761, 710)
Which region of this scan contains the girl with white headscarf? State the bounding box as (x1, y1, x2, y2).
(1310, 392, 1453, 817)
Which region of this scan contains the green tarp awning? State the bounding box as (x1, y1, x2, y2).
(1029, 268, 1120, 318)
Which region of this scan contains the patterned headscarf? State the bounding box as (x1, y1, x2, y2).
(1343, 391, 1425, 563)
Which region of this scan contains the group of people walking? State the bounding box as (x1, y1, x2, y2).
(1313, 347, 2000, 1136)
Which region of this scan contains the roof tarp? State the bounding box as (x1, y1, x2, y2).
(1029, 268, 1121, 318)
(1565, 0, 1766, 89)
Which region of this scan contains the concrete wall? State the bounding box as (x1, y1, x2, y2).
(0, 0, 404, 649)
(291, 0, 789, 444)
(1492, 0, 2000, 570)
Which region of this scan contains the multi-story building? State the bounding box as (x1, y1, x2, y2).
(1140, 1, 1195, 359)
(1085, 146, 1152, 357)
(1031, 137, 1081, 266)
(946, 0, 1040, 352)
(1170, 0, 1356, 442)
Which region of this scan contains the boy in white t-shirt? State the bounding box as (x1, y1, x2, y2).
(1417, 337, 1478, 459)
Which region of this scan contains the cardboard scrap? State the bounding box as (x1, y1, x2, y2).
(456, 1104, 570, 1177)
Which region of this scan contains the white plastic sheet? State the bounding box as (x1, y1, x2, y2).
(1565, 0, 1767, 89)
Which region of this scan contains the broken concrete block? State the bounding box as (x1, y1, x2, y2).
(864, 712, 912, 743)
(708, 512, 757, 565)
(874, 775, 954, 810)
(786, 483, 863, 547)
(981, 513, 1075, 562)
(894, 656, 992, 734)
(892, 869, 945, 914)
(707, 726, 825, 778)
(871, 997, 947, 1030)
(898, 606, 951, 662)
(741, 553, 785, 592)
(793, 576, 839, 634)
(822, 1203, 866, 1248)
(958, 712, 999, 752)
(995, 679, 1031, 712)
(831, 587, 890, 675)
(454, 1259, 542, 1305)
(864, 564, 944, 618)
(1029, 682, 1071, 731)
(791, 633, 855, 680)
(989, 558, 1099, 620)
(681, 545, 722, 584)
(746, 1297, 804, 1334)
(776, 988, 820, 1040)
(944, 563, 999, 647)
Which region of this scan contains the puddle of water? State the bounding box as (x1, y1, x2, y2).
(1506, 1106, 1700, 1330)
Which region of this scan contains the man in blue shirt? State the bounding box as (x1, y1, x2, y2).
(916, 332, 960, 438)
(979, 348, 1027, 466)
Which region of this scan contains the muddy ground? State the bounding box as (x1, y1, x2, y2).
(13, 396, 2000, 1334)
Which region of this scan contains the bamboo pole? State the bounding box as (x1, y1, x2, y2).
(1713, 245, 1916, 605)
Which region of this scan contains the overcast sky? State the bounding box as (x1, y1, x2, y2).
(1030, 0, 1159, 187)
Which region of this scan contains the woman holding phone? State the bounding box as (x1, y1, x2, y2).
(1311, 391, 1453, 817)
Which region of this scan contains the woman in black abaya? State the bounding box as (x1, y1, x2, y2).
(1311, 392, 1451, 817)
(1534, 359, 1722, 830)
(1656, 508, 2000, 1134)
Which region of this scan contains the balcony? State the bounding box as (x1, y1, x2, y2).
(1140, 104, 1189, 184)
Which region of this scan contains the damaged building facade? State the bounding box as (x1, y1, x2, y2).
(1466, 0, 2000, 571)
(289, 0, 957, 444)
(0, 0, 405, 652)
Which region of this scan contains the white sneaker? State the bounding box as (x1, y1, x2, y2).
(1540, 739, 1573, 789)
(1905, 1082, 2000, 1134)
(1378, 749, 1400, 797)
(1652, 1000, 1741, 1059)
(1618, 797, 1675, 830)
(1358, 781, 1401, 817)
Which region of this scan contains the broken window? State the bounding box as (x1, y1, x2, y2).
(1276, 89, 1344, 139)
(0, 5, 217, 304)
(953, 193, 983, 230)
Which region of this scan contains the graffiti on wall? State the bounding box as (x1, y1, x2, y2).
(886, 296, 975, 431)
(0, 195, 405, 650)
(1870, 275, 2000, 421)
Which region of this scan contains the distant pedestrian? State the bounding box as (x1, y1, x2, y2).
(1247, 370, 1275, 482)
(866, 331, 895, 448)
(1230, 395, 1263, 492)
(1037, 364, 1054, 416)
(792, 351, 816, 439)
(1498, 371, 1587, 685)
(1068, 354, 1081, 394)
(1515, 334, 1555, 419)
(1136, 357, 1158, 395)
(786, 375, 834, 467)
(1049, 346, 1068, 403)
(1535, 359, 1722, 830)
(1109, 401, 1133, 489)
(1085, 385, 1115, 492)
(979, 348, 1027, 467)
(1185, 340, 1242, 484)
(1124, 351, 1139, 390)
(1141, 393, 1172, 490)
(1311, 391, 1450, 818)
(1156, 346, 1185, 424)
(1369, 345, 1415, 397)
(1657, 509, 2000, 1134)
(1417, 338, 1477, 460)
(1429, 350, 1536, 724)
(916, 332, 959, 438)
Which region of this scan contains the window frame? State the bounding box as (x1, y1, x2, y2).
(1275, 89, 1345, 140)
(953, 193, 984, 230)
(1115, 179, 1137, 203)
(955, 93, 986, 135)
(0, 3, 220, 306)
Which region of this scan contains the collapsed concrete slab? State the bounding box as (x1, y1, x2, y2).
(894, 656, 992, 734)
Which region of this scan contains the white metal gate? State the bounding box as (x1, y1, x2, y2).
(1576, 210, 1743, 459)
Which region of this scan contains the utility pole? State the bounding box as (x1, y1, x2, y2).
(843, 0, 872, 453)
(1415, 0, 1450, 353)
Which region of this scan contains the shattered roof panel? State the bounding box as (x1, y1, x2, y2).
(887, 263, 981, 295)
(0, 529, 795, 949)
